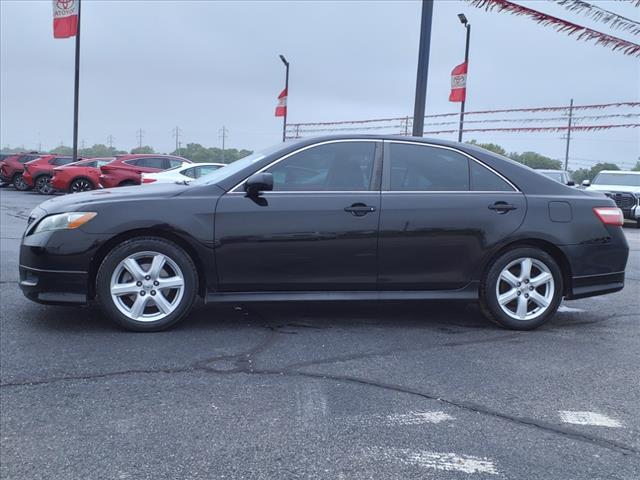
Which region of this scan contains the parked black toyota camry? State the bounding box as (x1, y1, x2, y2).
(19, 136, 629, 331)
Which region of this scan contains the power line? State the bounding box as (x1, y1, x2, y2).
(136, 128, 145, 149)
(172, 126, 182, 155)
(107, 134, 114, 149)
(219, 126, 228, 163)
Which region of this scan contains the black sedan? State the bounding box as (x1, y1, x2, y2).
(19, 136, 629, 331)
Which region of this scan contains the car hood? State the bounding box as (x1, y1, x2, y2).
(35, 183, 190, 215)
(587, 184, 640, 194)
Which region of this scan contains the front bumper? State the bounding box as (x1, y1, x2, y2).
(19, 265, 88, 304)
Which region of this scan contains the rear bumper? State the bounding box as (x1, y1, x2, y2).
(565, 271, 625, 300)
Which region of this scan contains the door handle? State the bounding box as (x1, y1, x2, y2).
(488, 202, 517, 213)
(344, 203, 376, 217)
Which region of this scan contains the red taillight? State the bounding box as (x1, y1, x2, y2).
(593, 207, 624, 227)
(142, 178, 156, 183)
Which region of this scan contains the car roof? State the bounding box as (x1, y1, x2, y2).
(536, 169, 567, 173)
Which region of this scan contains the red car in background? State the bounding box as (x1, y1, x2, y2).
(51, 157, 114, 193)
(99, 154, 190, 188)
(23, 155, 76, 194)
(0, 152, 46, 190)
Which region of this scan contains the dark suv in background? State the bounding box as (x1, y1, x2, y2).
(99, 154, 191, 188)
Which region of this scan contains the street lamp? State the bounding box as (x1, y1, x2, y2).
(457, 13, 471, 142)
(279, 54, 290, 142)
(412, 0, 434, 137)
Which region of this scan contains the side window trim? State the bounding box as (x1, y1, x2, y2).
(229, 139, 383, 193)
(382, 140, 518, 193)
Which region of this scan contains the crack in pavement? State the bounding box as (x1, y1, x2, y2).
(2, 314, 637, 457)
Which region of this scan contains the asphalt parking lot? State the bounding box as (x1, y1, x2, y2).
(1, 187, 639, 479)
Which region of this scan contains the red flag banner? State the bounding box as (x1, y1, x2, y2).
(449, 62, 467, 102)
(275, 88, 287, 117)
(53, 0, 79, 38)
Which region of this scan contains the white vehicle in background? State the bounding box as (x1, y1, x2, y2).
(535, 169, 575, 186)
(585, 170, 640, 228)
(141, 162, 225, 185)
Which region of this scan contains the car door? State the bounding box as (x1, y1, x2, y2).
(378, 141, 526, 290)
(214, 140, 382, 292)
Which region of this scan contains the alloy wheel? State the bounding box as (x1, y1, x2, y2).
(71, 178, 93, 192)
(495, 257, 555, 321)
(13, 174, 28, 191)
(36, 176, 53, 194)
(110, 251, 185, 322)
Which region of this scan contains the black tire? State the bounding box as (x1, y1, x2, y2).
(69, 177, 95, 193)
(35, 175, 54, 195)
(479, 247, 563, 330)
(96, 237, 198, 332)
(13, 173, 31, 191)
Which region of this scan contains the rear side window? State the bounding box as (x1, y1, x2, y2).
(470, 161, 513, 191)
(129, 158, 165, 169)
(167, 158, 183, 169)
(19, 155, 41, 164)
(181, 167, 198, 178)
(389, 143, 469, 191)
(51, 157, 74, 166)
(197, 165, 222, 177)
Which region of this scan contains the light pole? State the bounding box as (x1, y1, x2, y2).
(412, 0, 434, 137)
(279, 54, 290, 142)
(457, 13, 471, 143)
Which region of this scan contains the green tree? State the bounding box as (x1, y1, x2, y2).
(509, 151, 562, 170)
(49, 145, 73, 155)
(466, 140, 506, 156)
(171, 143, 252, 163)
(79, 144, 126, 158)
(632, 160, 640, 172)
(130, 146, 155, 154)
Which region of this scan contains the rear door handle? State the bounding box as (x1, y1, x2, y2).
(488, 202, 517, 213)
(344, 203, 377, 217)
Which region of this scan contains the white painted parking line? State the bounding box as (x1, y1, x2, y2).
(385, 411, 454, 425)
(373, 447, 499, 475)
(559, 411, 622, 427)
(557, 305, 586, 313)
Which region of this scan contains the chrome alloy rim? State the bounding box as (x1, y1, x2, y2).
(37, 176, 53, 194)
(71, 178, 93, 192)
(110, 251, 185, 322)
(14, 175, 27, 189)
(495, 257, 555, 321)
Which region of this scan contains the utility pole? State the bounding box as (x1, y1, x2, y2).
(457, 13, 471, 142)
(564, 98, 574, 171)
(80, 139, 86, 153)
(219, 126, 228, 163)
(136, 128, 144, 149)
(71, 0, 82, 163)
(107, 134, 114, 149)
(412, 0, 434, 137)
(279, 54, 290, 142)
(172, 126, 182, 155)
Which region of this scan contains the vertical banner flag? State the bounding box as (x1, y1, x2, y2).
(449, 62, 467, 102)
(275, 88, 287, 117)
(53, 0, 79, 38)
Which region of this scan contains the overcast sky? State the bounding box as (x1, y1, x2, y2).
(1, 0, 638, 169)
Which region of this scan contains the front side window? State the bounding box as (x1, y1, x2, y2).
(134, 158, 165, 169)
(51, 157, 73, 166)
(266, 141, 376, 192)
(389, 143, 469, 191)
(167, 158, 184, 169)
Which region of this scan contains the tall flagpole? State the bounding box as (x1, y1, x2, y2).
(279, 54, 289, 142)
(72, 0, 81, 163)
(457, 16, 470, 143)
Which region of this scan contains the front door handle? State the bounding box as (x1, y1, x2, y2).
(344, 203, 376, 217)
(488, 202, 517, 214)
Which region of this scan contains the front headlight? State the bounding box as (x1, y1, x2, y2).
(32, 212, 97, 234)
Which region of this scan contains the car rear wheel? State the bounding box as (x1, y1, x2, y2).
(480, 247, 563, 330)
(13, 173, 30, 191)
(35, 175, 54, 195)
(96, 237, 197, 331)
(70, 177, 94, 193)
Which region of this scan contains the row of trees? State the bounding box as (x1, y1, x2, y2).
(467, 140, 640, 182)
(2, 143, 253, 164)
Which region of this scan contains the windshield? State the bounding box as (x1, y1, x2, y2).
(593, 173, 640, 187)
(191, 143, 284, 186)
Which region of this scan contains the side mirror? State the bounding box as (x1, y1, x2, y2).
(244, 172, 273, 197)
(567, 180, 575, 186)
(582, 179, 591, 187)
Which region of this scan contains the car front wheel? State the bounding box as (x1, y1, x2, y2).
(13, 173, 30, 191)
(480, 247, 563, 330)
(96, 237, 198, 331)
